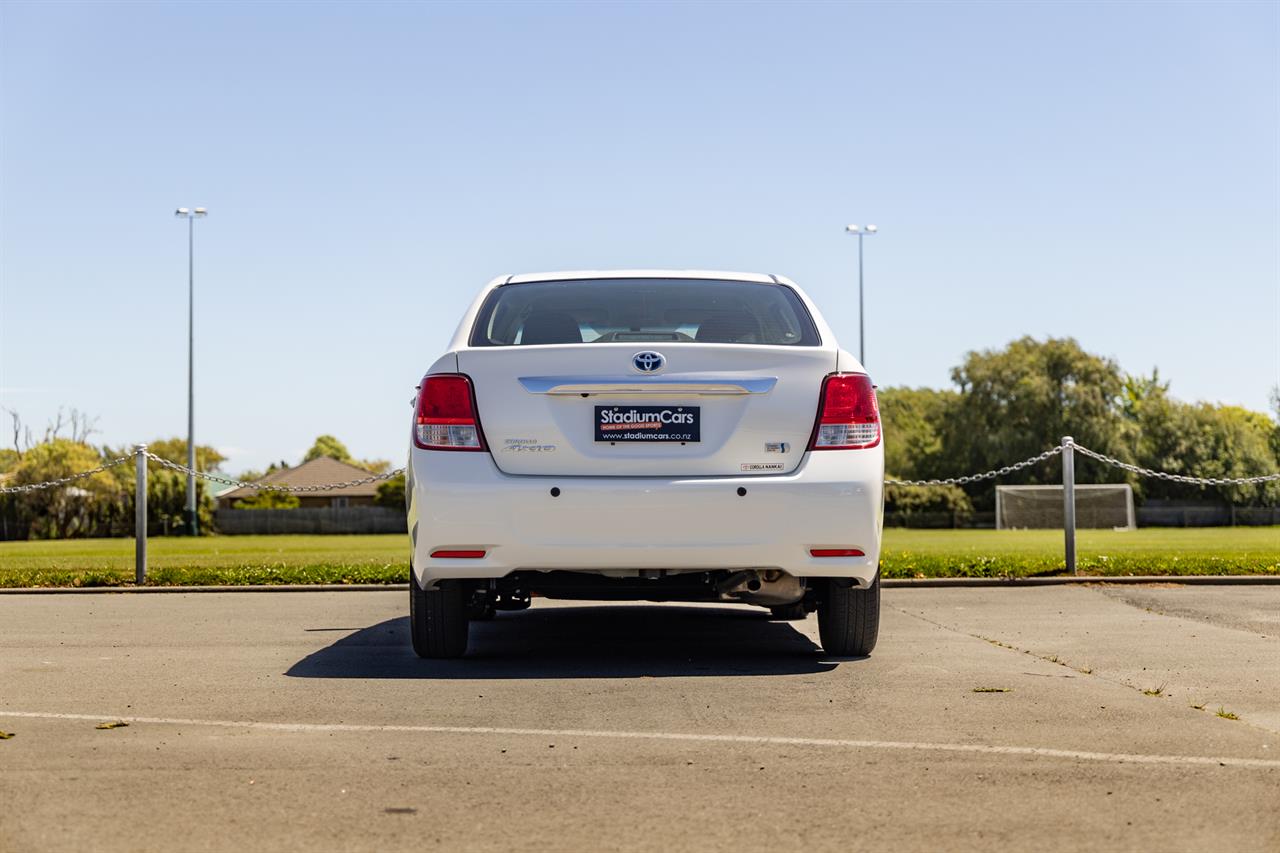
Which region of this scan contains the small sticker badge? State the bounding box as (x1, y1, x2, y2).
(741, 462, 786, 472)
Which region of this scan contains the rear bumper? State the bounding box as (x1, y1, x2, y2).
(407, 449, 883, 589)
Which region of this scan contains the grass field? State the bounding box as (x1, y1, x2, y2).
(879, 527, 1279, 577)
(0, 528, 1276, 587)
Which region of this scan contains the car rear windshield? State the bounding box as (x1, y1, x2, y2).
(469, 278, 821, 347)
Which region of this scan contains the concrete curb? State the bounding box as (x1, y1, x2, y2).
(1, 575, 1278, 594)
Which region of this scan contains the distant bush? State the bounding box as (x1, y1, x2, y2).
(884, 479, 972, 515)
(233, 490, 301, 510)
(374, 473, 406, 509)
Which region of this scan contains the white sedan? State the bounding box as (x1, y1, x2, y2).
(406, 271, 884, 657)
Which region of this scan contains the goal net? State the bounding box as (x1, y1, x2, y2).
(996, 484, 1135, 530)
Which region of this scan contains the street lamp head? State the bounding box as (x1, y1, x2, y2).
(193, 207, 207, 216)
(175, 208, 190, 216)
(845, 224, 861, 234)
(866, 224, 878, 234)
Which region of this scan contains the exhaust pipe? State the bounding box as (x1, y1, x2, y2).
(714, 570, 803, 606)
(714, 570, 757, 596)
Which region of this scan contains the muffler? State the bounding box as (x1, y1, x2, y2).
(714, 570, 804, 606)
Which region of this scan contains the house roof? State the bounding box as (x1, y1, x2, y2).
(219, 457, 385, 501)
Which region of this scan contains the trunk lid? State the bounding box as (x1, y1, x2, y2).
(459, 343, 835, 476)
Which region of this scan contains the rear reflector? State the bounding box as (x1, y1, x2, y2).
(414, 374, 486, 451)
(430, 550, 486, 559)
(809, 373, 880, 450)
(810, 548, 865, 558)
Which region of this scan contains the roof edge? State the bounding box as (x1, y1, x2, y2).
(502, 270, 783, 285)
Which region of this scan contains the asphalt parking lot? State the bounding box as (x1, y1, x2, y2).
(1, 585, 1277, 853)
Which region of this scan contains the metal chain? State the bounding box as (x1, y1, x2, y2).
(5, 441, 1276, 494)
(0, 454, 133, 494)
(1071, 443, 1280, 487)
(885, 445, 1065, 487)
(143, 453, 405, 493)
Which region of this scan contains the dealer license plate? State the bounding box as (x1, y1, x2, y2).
(594, 405, 701, 442)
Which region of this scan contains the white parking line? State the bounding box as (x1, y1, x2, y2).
(1, 710, 1277, 769)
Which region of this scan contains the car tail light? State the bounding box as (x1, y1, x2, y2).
(809, 373, 880, 450)
(431, 549, 486, 559)
(810, 548, 865, 557)
(414, 374, 487, 451)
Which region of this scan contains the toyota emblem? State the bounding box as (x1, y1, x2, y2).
(632, 351, 665, 373)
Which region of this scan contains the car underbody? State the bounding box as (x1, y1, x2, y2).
(465, 568, 845, 608)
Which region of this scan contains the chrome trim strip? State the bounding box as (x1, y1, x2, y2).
(518, 376, 777, 396)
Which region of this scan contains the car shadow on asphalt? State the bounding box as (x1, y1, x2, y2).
(286, 605, 848, 679)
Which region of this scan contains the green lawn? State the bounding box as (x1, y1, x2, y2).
(879, 527, 1279, 578)
(0, 535, 407, 587)
(0, 528, 1276, 587)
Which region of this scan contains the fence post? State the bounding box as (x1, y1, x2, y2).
(1061, 435, 1076, 576)
(134, 444, 147, 586)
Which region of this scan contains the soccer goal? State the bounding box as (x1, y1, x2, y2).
(996, 484, 1135, 530)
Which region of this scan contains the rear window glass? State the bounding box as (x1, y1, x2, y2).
(469, 278, 821, 347)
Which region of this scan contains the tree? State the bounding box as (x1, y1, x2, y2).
(237, 461, 289, 484)
(1186, 405, 1280, 505)
(1120, 368, 1170, 421)
(302, 435, 390, 473)
(303, 435, 353, 465)
(128, 438, 227, 534)
(1124, 386, 1280, 505)
(41, 407, 99, 444)
(938, 337, 1133, 505)
(9, 439, 126, 538)
(374, 472, 406, 509)
(1270, 386, 1280, 470)
(877, 387, 958, 481)
(1, 406, 31, 458)
(359, 458, 392, 475)
(146, 438, 227, 473)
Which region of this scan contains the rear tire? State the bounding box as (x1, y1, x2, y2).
(409, 575, 470, 658)
(817, 574, 879, 656)
(769, 602, 808, 621)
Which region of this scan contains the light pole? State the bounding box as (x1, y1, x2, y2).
(174, 206, 207, 536)
(845, 224, 877, 366)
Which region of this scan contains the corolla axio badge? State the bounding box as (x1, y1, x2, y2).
(632, 351, 665, 373)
